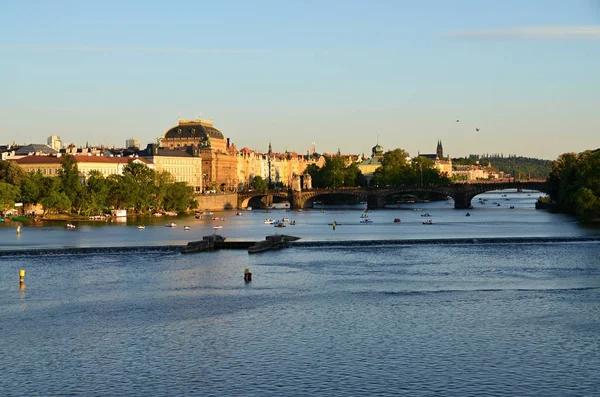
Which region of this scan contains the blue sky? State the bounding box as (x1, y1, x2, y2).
(1, 0, 599, 159)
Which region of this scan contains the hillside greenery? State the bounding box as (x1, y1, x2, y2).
(452, 154, 552, 179)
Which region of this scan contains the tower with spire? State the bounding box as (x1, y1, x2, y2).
(436, 140, 443, 159)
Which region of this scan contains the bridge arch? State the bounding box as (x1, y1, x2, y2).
(294, 189, 369, 209)
(238, 191, 290, 209)
(452, 181, 549, 209)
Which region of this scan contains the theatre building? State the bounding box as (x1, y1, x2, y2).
(161, 117, 238, 192)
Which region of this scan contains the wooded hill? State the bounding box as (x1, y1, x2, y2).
(452, 155, 552, 179)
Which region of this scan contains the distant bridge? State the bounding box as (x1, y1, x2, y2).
(237, 180, 548, 210)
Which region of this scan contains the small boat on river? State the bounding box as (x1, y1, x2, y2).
(137, 225, 146, 229)
(165, 223, 177, 228)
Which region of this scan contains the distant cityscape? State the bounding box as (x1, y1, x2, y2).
(1, 116, 519, 193)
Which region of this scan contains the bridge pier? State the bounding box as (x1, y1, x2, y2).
(290, 191, 304, 210)
(367, 194, 386, 209)
(452, 194, 472, 210)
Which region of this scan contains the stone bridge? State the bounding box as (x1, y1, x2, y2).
(237, 181, 549, 210)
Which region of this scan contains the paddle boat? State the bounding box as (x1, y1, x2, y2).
(137, 225, 146, 229)
(393, 218, 401, 223)
(165, 223, 177, 228)
(184, 226, 191, 231)
(213, 225, 223, 230)
(422, 219, 435, 225)
(65, 223, 76, 229)
(264, 219, 275, 224)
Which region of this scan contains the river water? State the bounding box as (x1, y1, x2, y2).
(1, 191, 599, 396)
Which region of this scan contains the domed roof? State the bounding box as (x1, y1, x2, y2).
(164, 120, 224, 140)
(372, 144, 384, 155)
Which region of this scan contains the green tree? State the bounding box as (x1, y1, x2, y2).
(0, 182, 20, 213)
(547, 149, 600, 221)
(252, 176, 268, 192)
(122, 161, 156, 213)
(58, 154, 82, 212)
(153, 171, 174, 211)
(304, 157, 364, 188)
(163, 182, 197, 212)
(106, 174, 134, 210)
(0, 160, 27, 185)
(81, 170, 109, 216)
(40, 191, 71, 215)
(19, 171, 44, 205)
(373, 149, 412, 186)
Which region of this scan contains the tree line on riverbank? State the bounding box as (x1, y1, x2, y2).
(303, 150, 449, 189)
(0, 156, 197, 217)
(547, 149, 600, 222)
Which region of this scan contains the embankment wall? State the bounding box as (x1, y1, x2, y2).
(195, 193, 238, 211)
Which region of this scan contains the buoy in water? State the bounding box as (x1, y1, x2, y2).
(19, 269, 25, 289)
(244, 268, 252, 283)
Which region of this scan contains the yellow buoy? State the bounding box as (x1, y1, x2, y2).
(19, 269, 25, 289)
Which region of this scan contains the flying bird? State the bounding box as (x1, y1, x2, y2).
(476, 128, 480, 131)
(456, 120, 460, 122)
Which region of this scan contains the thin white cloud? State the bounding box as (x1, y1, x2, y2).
(444, 25, 600, 40)
(0, 44, 271, 54)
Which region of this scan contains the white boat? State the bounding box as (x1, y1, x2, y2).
(65, 223, 76, 229)
(264, 219, 275, 224)
(281, 217, 290, 222)
(246, 207, 253, 211)
(360, 219, 373, 224)
(164, 211, 178, 216)
(152, 212, 163, 217)
(165, 223, 177, 228)
(422, 220, 435, 225)
(202, 211, 213, 216)
(184, 226, 191, 231)
(137, 225, 146, 229)
(213, 225, 223, 230)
